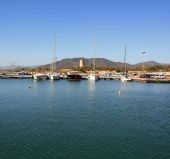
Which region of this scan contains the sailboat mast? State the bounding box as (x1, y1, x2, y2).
(52, 36, 57, 73)
(93, 35, 96, 74)
(124, 45, 127, 73)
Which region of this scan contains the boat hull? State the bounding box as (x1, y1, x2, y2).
(67, 75, 81, 81)
(33, 74, 47, 80)
(48, 73, 60, 80)
(88, 74, 99, 81)
(121, 76, 132, 82)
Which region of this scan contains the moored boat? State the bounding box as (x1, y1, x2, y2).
(120, 75, 132, 82)
(67, 74, 81, 81)
(88, 73, 99, 81)
(33, 73, 47, 80)
(48, 72, 60, 80)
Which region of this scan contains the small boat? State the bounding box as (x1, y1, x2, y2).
(48, 72, 60, 80)
(33, 73, 47, 80)
(121, 75, 132, 82)
(88, 35, 99, 81)
(67, 74, 81, 81)
(17, 72, 33, 79)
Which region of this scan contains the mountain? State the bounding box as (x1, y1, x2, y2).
(134, 61, 162, 67)
(0, 58, 166, 70)
(45, 58, 132, 68)
(48, 58, 166, 69)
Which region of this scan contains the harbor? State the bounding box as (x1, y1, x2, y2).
(1, 0, 170, 159)
(1, 70, 170, 83)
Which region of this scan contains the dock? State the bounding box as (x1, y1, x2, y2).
(132, 77, 170, 83)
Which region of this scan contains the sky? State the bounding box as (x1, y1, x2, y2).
(0, 0, 170, 66)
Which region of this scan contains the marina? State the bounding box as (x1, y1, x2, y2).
(1, 0, 170, 159)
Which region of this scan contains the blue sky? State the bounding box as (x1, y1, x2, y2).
(0, 0, 170, 65)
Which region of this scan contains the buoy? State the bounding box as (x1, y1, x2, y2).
(28, 86, 31, 89)
(118, 90, 123, 95)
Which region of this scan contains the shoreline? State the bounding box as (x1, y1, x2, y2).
(1, 75, 170, 83)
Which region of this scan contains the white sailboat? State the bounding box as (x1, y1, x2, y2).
(121, 74, 132, 82)
(48, 37, 60, 80)
(88, 36, 99, 81)
(121, 45, 132, 82)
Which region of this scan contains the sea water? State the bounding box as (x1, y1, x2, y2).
(0, 79, 170, 159)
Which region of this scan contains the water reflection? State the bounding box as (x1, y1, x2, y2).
(88, 80, 96, 93)
(87, 80, 96, 101)
(49, 80, 58, 96)
(118, 81, 135, 93)
(65, 80, 81, 93)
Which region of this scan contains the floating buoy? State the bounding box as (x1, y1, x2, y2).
(118, 90, 123, 95)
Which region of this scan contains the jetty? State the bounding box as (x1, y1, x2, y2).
(132, 77, 170, 83)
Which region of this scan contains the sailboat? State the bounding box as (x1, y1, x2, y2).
(120, 45, 132, 82)
(48, 37, 60, 80)
(88, 36, 99, 81)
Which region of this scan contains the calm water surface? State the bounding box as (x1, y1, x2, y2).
(0, 79, 170, 159)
